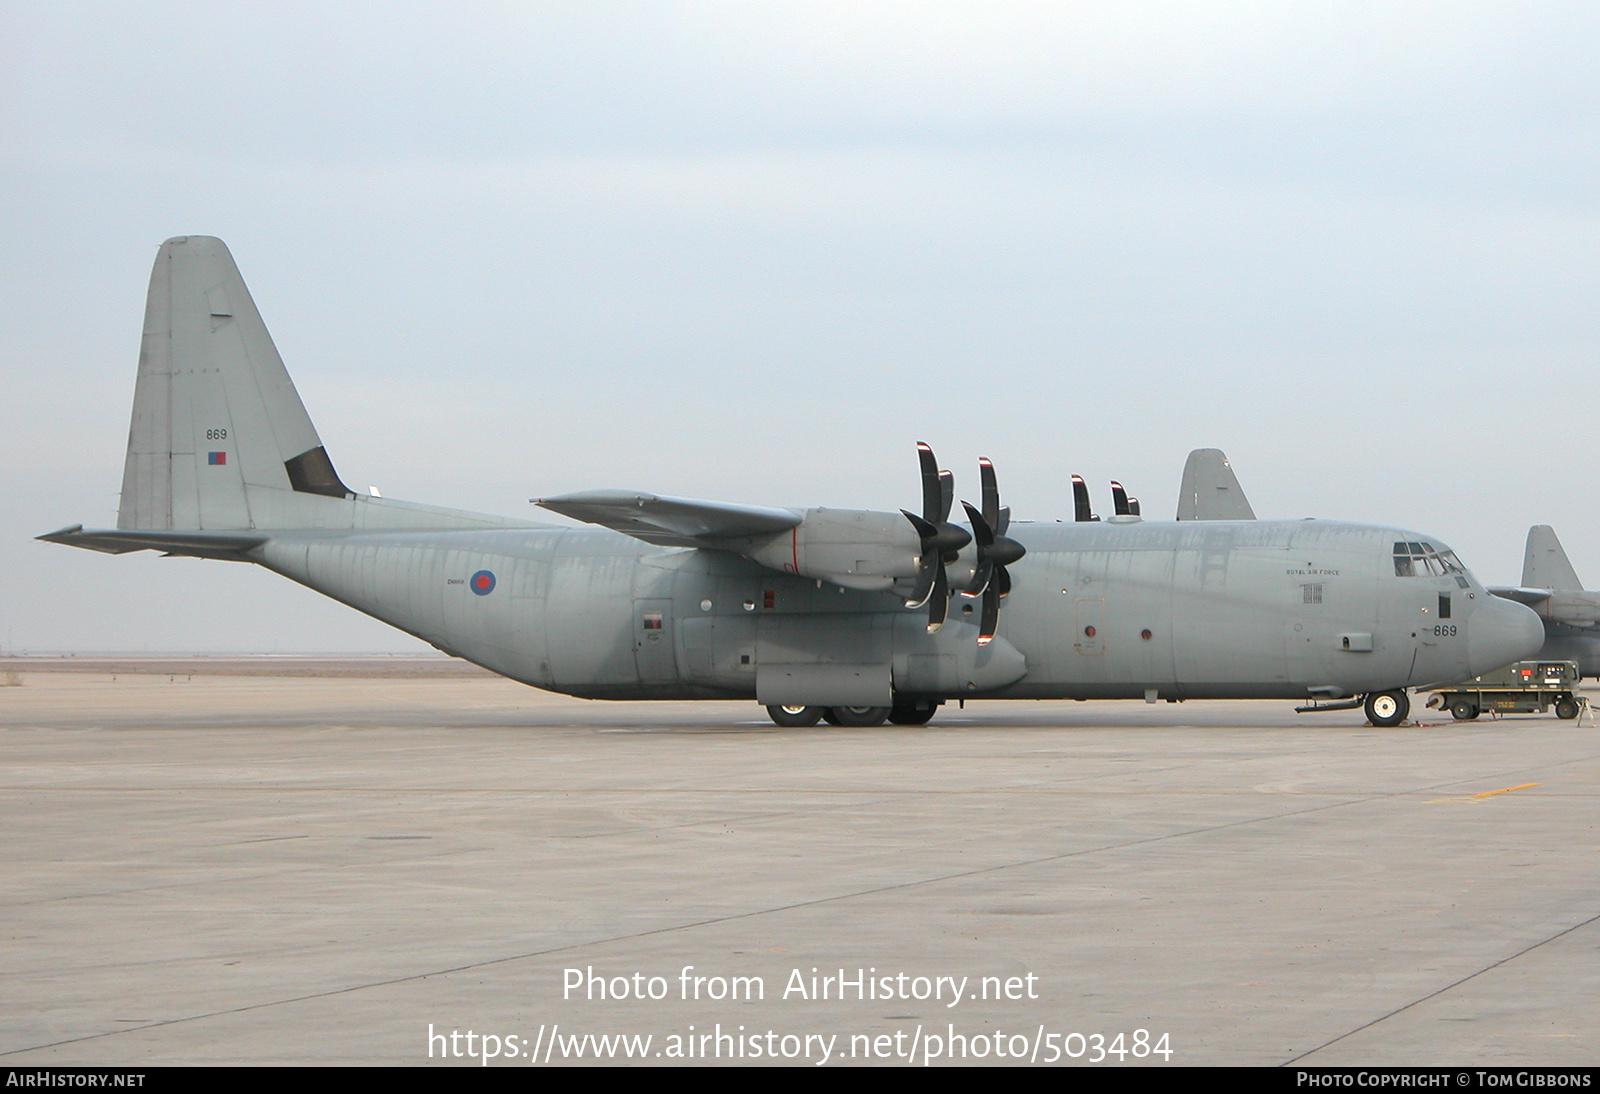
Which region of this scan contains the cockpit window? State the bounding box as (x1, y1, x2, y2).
(1393, 541, 1466, 578)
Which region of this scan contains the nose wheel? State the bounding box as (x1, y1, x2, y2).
(1364, 689, 1410, 727)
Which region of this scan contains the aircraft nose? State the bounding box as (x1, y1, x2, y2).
(1467, 595, 1546, 677)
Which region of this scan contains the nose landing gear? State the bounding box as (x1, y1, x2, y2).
(1363, 689, 1411, 727)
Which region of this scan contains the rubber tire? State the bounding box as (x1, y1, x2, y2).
(1449, 699, 1480, 721)
(830, 706, 891, 727)
(1364, 690, 1410, 727)
(767, 704, 824, 727)
(820, 708, 843, 726)
(1555, 697, 1579, 720)
(888, 701, 938, 726)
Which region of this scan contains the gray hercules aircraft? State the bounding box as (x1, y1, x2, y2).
(1491, 526, 1600, 678)
(40, 237, 1544, 727)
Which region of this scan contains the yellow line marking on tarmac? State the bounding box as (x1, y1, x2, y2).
(1470, 782, 1540, 798)
(1427, 786, 1536, 802)
(1427, 782, 1540, 803)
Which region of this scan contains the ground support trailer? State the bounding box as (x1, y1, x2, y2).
(1425, 660, 1584, 721)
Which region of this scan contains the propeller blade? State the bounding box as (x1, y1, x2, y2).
(962, 501, 993, 546)
(1072, 475, 1098, 522)
(979, 458, 999, 529)
(978, 582, 999, 645)
(917, 442, 942, 522)
(1128, 497, 1141, 517)
(903, 551, 938, 610)
(926, 564, 948, 632)
(1111, 481, 1130, 517)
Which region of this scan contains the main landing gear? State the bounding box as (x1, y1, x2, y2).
(765, 701, 940, 728)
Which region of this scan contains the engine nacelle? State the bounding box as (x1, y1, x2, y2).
(719, 508, 924, 591)
(1540, 591, 1600, 628)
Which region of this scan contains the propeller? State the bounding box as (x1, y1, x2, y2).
(901, 442, 971, 633)
(960, 457, 1027, 645)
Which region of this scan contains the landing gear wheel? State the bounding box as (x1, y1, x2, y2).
(1449, 699, 1480, 721)
(821, 708, 843, 726)
(766, 704, 824, 727)
(888, 700, 938, 725)
(1555, 697, 1580, 720)
(831, 706, 890, 727)
(1364, 689, 1410, 727)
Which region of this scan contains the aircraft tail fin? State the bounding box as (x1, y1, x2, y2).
(1522, 525, 1584, 590)
(107, 236, 527, 538)
(1175, 448, 1256, 521)
(119, 236, 351, 531)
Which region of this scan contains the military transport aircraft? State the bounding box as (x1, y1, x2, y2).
(1490, 526, 1600, 678)
(40, 237, 1544, 728)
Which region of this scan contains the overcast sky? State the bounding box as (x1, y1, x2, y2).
(4, 2, 1599, 652)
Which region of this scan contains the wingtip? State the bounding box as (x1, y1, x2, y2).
(36, 523, 85, 543)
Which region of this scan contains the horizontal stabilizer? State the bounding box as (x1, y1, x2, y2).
(1176, 448, 1256, 521)
(1488, 583, 1600, 627)
(1489, 585, 1553, 609)
(38, 524, 267, 560)
(537, 491, 801, 547)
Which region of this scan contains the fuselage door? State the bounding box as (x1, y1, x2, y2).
(1075, 598, 1106, 656)
(633, 598, 678, 684)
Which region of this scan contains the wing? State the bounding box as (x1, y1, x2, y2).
(536, 491, 801, 547)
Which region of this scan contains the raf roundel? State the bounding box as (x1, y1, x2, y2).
(470, 570, 496, 596)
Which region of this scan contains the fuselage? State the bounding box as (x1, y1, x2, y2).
(252, 516, 1542, 703)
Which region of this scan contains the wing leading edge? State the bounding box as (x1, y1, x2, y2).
(536, 491, 802, 547)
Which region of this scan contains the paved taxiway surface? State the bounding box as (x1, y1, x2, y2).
(2, 663, 1597, 1066)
